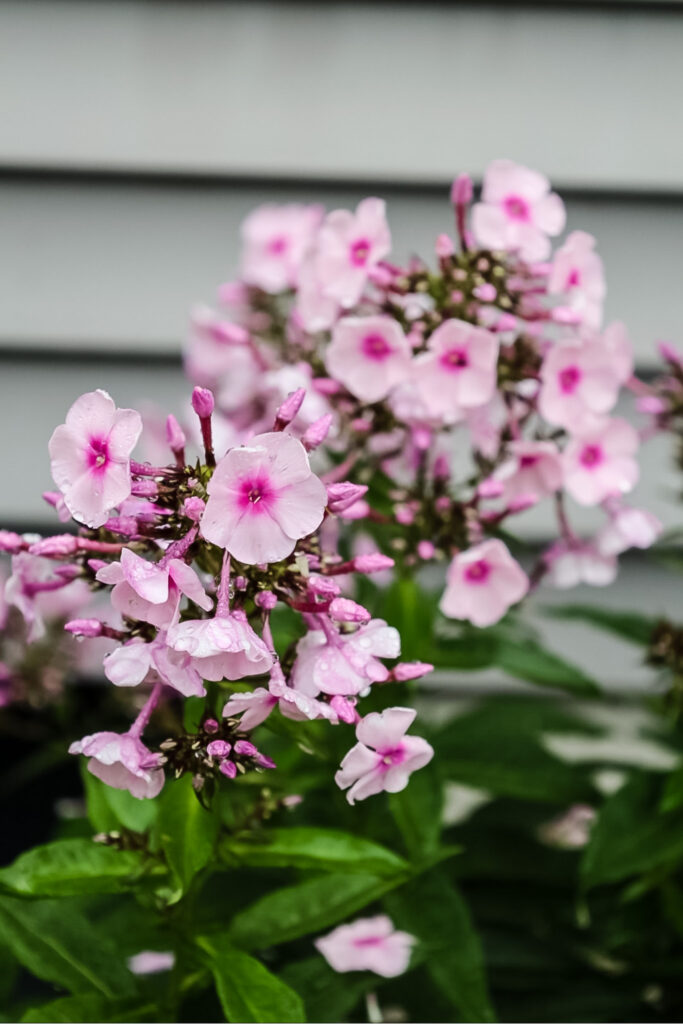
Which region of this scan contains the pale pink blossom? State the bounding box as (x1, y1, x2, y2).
(49, 390, 142, 528)
(465, 392, 507, 459)
(548, 231, 605, 330)
(325, 316, 412, 404)
(240, 203, 324, 293)
(167, 608, 273, 681)
(440, 539, 529, 627)
(294, 256, 340, 333)
(472, 160, 565, 261)
(596, 505, 663, 556)
(544, 541, 617, 588)
(96, 549, 212, 629)
(316, 198, 391, 308)
(104, 636, 206, 697)
(291, 618, 400, 698)
(69, 730, 164, 799)
(562, 418, 639, 506)
(413, 319, 499, 423)
(493, 440, 563, 503)
(128, 951, 175, 975)
(200, 432, 327, 564)
(5, 553, 86, 642)
(335, 707, 434, 804)
(185, 305, 260, 401)
(538, 336, 626, 431)
(315, 915, 415, 977)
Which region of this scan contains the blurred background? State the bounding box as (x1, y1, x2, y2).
(1, 0, 682, 693)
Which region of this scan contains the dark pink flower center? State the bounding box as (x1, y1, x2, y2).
(350, 238, 371, 267)
(464, 559, 491, 584)
(377, 745, 406, 772)
(267, 235, 289, 256)
(440, 347, 469, 372)
(519, 454, 539, 469)
(579, 444, 603, 469)
(503, 194, 531, 222)
(87, 436, 110, 472)
(353, 935, 385, 948)
(558, 365, 581, 394)
(237, 472, 277, 513)
(361, 333, 392, 362)
(566, 267, 581, 288)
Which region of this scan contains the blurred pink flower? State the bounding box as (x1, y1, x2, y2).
(315, 915, 415, 977)
(326, 316, 412, 403)
(69, 730, 164, 799)
(472, 160, 565, 260)
(596, 505, 663, 556)
(563, 418, 639, 506)
(440, 539, 528, 627)
(240, 203, 324, 293)
(538, 335, 627, 432)
(316, 198, 391, 307)
(493, 440, 563, 503)
(414, 319, 499, 422)
(548, 231, 605, 330)
(544, 540, 617, 588)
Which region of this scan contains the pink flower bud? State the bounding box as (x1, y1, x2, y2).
(308, 576, 341, 598)
(328, 597, 371, 623)
(165, 414, 186, 453)
(350, 417, 373, 432)
(234, 739, 258, 757)
(255, 753, 277, 769)
(478, 478, 505, 500)
(182, 496, 205, 522)
(275, 387, 306, 429)
(207, 739, 232, 758)
(473, 283, 497, 302)
(433, 455, 450, 481)
(392, 661, 434, 682)
(312, 377, 344, 396)
(234, 575, 248, 591)
(451, 172, 474, 206)
(417, 540, 435, 560)
(191, 386, 214, 419)
(283, 794, 303, 808)
(64, 618, 104, 638)
(42, 491, 62, 509)
(329, 695, 359, 724)
(494, 312, 518, 332)
(339, 499, 370, 521)
(327, 482, 368, 513)
(352, 553, 395, 574)
(87, 558, 108, 572)
(217, 280, 248, 306)
(551, 305, 583, 326)
(395, 505, 415, 526)
(29, 535, 79, 557)
(435, 496, 451, 514)
(302, 413, 333, 451)
(131, 479, 158, 498)
(219, 760, 237, 779)
(658, 341, 683, 366)
(54, 564, 82, 581)
(203, 718, 220, 734)
(255, 590, 278, 610)
(451, 289, 465, 304)
(508, 493, 538, 513)
(636, 395, 667, 415)
(435, 233, 455, 258)
(0, 530, 26, 553)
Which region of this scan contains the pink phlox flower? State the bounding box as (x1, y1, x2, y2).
(290, 618, 400, 698)
(167, 607, 273, 681)
(315, 915, 415, 977)
(413, 319, 499, 423)
(562, 417, 639, 506)
(96, 549, 212, 629)
(104, 635, 206, 697)
(315, 198, 391, 308)
(493, 440, 563, 503)
(335, 707, 434, 804)
(472, 159, 566, 261)
(5, 552, 85, 642)
(240, 203, 324, 293)
(69, 730, 164, 799)
(539, 332, 630, 432)
(544, 539, 617, 588)
(294, 254, 341, 333)
(222, 687, 279, 731)
(440, 539, 529, 627)
(596, 505, 663, 557)
(185, 305, 259, 398)
(465, 392, 507, 459)
(200, 432, 327, 564)
(548, 231, 605, 330)
(325, 316, 412, 404)
(49, 390, 142, 528)
(128, 951, 175, 975)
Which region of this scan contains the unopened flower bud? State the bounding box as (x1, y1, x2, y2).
(435, 233, 455, 258)
(392, 661, 434, 682)
(551, 305, 582, 326)
(233, 739, 258, 757)
(219, 760, 237, 779)
(339, 499, 370, 521)
(131, 479, 158, 498)
(182, 496, 205, 522)
(203, 718, 219, 734)
(478, 478, 505, 500)
(352, 553, 395, 574)
(255, 753, 277, 769)
(207, 739, 232, 759)
(165, 414, 186, 453)
(451, 172, 473, 207)
(312, 377, 343, 396)
(87, 558, 108, 573)
(29, 535, 79, 557)
(327, 482, 368, 514)
(308, 575, 341, 598)
(274, 387, 306, 430)
(636, 395, 667, 415)
(0, 530, 26, 553)
(659, 341, 683, 366)
(473, 283, 497, 302)
(417, 540, 435, 560)
(329, 695, 358, 724)
(494, 312, 518, 332)
(395, 505, 415, 526)
(302, 413, 333, 451)
(508, 493, 538, 513)
(255, 590, 278, 611)
(328, 597, 371, 623)
(64, 618, 104, 638)
(54, 564, 82, 581)
(191, 386, 215, 419)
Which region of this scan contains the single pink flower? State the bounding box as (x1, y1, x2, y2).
(544, 540, 617, 588)
(316, 198, 391, 308)
(104, 636, 206, 697)
(315, 915, 415, 977)
(596, 505, 663, 556)
(240, 203, 324, 293)
(440, 539, 529, 627)
(184, 305, 259, 399)
(538, 335, 627, 431)
(413, 319, 499, 423)
(472, 159, 565, 261)
(49, 390, 142, 528)
(493, 440, 563, 503)
(562, 418, 639, 506)
(69, 730, 164, 799)
(223, 687, 279, 730)
(325, 316, 412, 404)
(335, 707, 434, 804)
(128, 951, 175, 975)
(200, 432, 327, 564)
(548, 231, 605, 330)
(5, 552, 86, 642)
(167, 608, 273, 681)
(290, 618, 400, 698)
(96, 549, 212, 629)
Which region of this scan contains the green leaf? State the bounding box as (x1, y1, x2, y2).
(661, 764, 683, 812)
(228, 872, 408, 950)
(21, 995, 154, 1023)
(81, 769, 157, 833)
(496, 638, 599, 696)
(156, 774, 219, 892)
(0, 896, 137, 997)
(0, 839, 150, 897)
(221, 827, 408, 877)
(432, 621, 502, 670)
(582, 772, 683, 888)
(385, 869, 496, 1023)
(544, 603, 657, 646)
(389, 762, 443, 862)
(280, 956, 377, 1024)
(380, 578, 437, 661)
(199, 936, 305, 1023)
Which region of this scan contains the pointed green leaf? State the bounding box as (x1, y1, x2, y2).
(221, 828, 408, 877)
(157, 774, 219, 891)
(496, 638, 599, 695)
(0, 839, 150, 897)
(544, 604, 657, 645)
(199, 936, 305, 1023)
(21, 995, 154, 1023)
